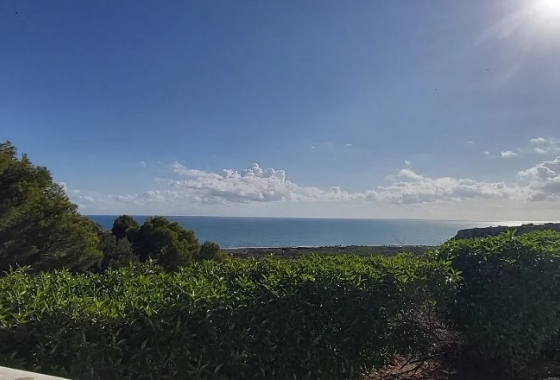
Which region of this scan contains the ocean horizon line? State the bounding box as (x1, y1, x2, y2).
(86, 216, 560, 248)
(85, 215, 559, 225)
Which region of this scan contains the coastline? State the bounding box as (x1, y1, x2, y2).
(223, 244, 433, 258)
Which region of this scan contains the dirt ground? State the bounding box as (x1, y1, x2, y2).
(366, 355, 560, 380)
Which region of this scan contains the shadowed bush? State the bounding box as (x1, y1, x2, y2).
(432, 230, 560, 374)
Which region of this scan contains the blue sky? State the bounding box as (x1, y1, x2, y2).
(2, 0, 560, 220)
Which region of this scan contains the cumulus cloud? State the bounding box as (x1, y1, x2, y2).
(518, 157, 560, 200)
(346, 143, 353, 147)
(378, 174, 522, 204)
(167, 162, 367, 203)
(501, 150, 518, 158)
(64, 156, 560, 215)
(404, 160, 412, 166)
(65, 162, 529, 213)
(398, 169, 423, 181)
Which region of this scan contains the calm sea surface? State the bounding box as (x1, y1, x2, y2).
(85, 216, 538, 248)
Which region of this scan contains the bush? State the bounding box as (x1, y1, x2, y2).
(432, 230, 560, 373)
(0, 254, 451, 379)
(195, 241, 226, 261)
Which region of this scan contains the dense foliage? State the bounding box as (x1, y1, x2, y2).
(0, 254, 452, 379)
(96, 234, 137, 272)
(433, 230, 560, 373)
(196, 240, 226, 261)
(111, 215, 139, 240)
(0, 140, 223, 273)
(0, 141, 102, 272)
(130, 216, 201, 270)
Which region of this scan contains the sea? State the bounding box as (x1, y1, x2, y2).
(86, 216, 545, 248)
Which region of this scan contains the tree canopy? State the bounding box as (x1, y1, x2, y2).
(111, 215, 139, 240)
(196, 241, 225, 261)
(0, 141, 225, 273)
(97, 233, 137, 272)
(0, 141, 102, 272)
(132, 216, 200, 270)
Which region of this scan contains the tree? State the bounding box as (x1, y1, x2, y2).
(97, 233, 137, 271)
(111, 215, 139, 240)
(133, 216, 199, 270)
(0, 141, 103, 272)
(195, 241, 226, 262)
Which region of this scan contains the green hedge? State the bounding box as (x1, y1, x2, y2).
(0, 254, 451, 380)
(433, 230, 560, 373)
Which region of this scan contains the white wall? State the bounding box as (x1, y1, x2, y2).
(0, 366, 68, 380)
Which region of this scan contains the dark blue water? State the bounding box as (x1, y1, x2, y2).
(87, 215, 510, 248)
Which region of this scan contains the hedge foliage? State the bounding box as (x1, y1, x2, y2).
(0, 254, 452, 380)
(2, 230, 560, 378)
(433, 230, 560, 373)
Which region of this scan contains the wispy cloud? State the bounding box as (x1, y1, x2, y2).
(499, 137, 560, 158)
(501, 150, 518, 158)
(529, 137, 560, 155)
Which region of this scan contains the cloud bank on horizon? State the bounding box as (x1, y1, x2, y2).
(63, 137, 560, 220)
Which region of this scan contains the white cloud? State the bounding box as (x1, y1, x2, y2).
(529, 137, 560, 155)
(139, 161, 147, 168)
(467, 141, 474, 145)
(501, 137, 560, 157)
(518, 157, 560, 201)
(378, 173, 522, 205)
(398, 169, 423, 181)
(501, 150, 518, 158)
(530, 137, 548, 145)
(52, 146, 560, 221)
(346, 143, 353, 147)
(64, 162, 531, 214)
(167, 162, 368, 203)
(484, 151, 491, 156)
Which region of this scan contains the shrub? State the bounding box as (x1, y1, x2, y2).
(195, 241, 226, 261)
(432, 230, 560, 373)
(0, 254, 451, 379)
